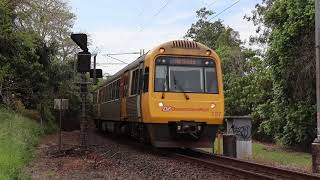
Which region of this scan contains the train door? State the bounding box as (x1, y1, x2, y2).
(127, 64, 144, 121)
(137, 63, 144, 121)
(120, 72, 129, 120)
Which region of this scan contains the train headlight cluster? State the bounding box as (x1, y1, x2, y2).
(177, 125, 181, 131)
(210, 103, 216, 109)
(158, 102, 164, 107)
(159, 48, 165, 53)
(206, 50, 211, 56)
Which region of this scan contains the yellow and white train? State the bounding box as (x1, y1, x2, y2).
(93, 40, 224, 148)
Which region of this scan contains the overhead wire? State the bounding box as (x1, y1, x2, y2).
(176, 0, 218, 39)
(138, 0, 173, 32)
(105, 55, 129, 64)
(208, 0, 240, 21)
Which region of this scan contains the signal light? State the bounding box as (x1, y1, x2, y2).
(71, 33, 88, 52)
(206, 50, 211, 56)
(77, 52, 91, 72)
(90, 69, 103, 78)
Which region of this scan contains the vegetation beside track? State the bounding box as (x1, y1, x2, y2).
(0, 108, 44, 180)
(252, 142, 311, 171)
(207, 140, 311, 171)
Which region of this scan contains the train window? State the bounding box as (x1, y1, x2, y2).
(143, 67, 149, 92)
(205, 67, 218, 93)
(111, 82, 115, 100)
(108, 84, 111, 101)
(117, 80, 120, 99)
(106, 85, 109, 101)
(115, 80, 119, 100)
(155, 65, 168, 91)
(104, 86, 107, 102)
(154, 57, 218, 93)
(130, 69, 139, 95)
(100, 88, 102, 103)
(169, 66, 203, 92)
(138, 69, 143, 92)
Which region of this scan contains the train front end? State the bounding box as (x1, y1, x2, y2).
(141, 40, 224, 148)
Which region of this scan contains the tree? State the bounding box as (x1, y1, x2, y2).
(14, 0, 77, 61)
(185, 8, 272, 117)
(0, 0, 82, 129)
(248, 0, 316, 147)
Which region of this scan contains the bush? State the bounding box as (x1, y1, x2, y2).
(0, 107, 44, 179)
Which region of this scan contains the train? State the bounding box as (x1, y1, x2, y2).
(93, 40, 224, 148)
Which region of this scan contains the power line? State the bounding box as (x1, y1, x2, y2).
(206, 0, 219, 8)
(96, 63, 127, 65)
(152, 0, 172, 18)
(208, 0, 240, 21)
(103, 52, 140, 56)
(105, 55, 129, 64)
(138, 0, 173, 32)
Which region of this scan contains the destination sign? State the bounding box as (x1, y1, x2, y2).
(156, 57, 215, 66)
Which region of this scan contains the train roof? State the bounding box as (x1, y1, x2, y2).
(98, 53, 146, 87)
(97, 40, 214, 88)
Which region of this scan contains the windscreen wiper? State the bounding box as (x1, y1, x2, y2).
(161, 81, 166, 99)
(173, 75, 189, 100)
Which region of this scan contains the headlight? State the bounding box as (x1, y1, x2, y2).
(158, 102, 164, 107)
(210, 103, 216, 108)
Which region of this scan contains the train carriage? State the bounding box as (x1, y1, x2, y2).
(94, 40, 224, 148)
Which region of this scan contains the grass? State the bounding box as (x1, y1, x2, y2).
(252, 142, 311, 170)
(0, 107, 44, 180)
(201, 138, 311, 171)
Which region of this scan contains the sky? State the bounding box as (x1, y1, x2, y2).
(69, 0, 262, 75)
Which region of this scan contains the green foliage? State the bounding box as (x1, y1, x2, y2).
(249, 0, 316, 147)
(185, 8, 272, 128)
(187, 2, 316, 148)
(0, 0, 82, 129)
(0, 107, 44, 179)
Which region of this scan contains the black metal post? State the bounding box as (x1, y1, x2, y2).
(80, 73, 87, 147)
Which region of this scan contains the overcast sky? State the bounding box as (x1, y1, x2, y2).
(70, 0, 262, 75)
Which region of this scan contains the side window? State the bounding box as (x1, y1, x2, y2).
(111, 82, 115, 100)
(117, 80, 120, 99)
(106, 85, 109, 101)
(99, 89, 103, 103)
(138, 69, 143, 93)
(115, 81, 118, 99)
(143, 67, 149, 92)
(104, 86, 107, 102)
(131, 69, 139, 95)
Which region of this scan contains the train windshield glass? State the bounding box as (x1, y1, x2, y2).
(154, 57, 218, 93)
(169, 66, 203, 92)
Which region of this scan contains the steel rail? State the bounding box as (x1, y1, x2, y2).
(174, 149, 320, 180)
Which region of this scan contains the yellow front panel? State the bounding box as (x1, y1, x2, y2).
(141, 40, 224, 125)
(144, 93, 224, 124)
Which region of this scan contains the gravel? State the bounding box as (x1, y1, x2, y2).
(25, 129, 244, 180)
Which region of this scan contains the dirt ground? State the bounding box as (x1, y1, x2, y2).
(25, 128, 240, 180)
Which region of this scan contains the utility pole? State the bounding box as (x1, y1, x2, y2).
(313, 0, 320, 173)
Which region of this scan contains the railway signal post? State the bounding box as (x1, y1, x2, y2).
(313, 0, 320, 173)
(71, 33, 102, 147)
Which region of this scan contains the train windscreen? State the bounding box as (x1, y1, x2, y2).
(154, 57, 218, 93)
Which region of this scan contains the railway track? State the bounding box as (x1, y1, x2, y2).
(96, 131, 319, 179)
(174, 149, 320, 180)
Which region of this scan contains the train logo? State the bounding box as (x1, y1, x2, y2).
(162, 106, 175, 112)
